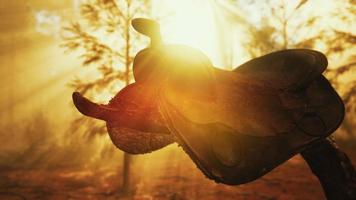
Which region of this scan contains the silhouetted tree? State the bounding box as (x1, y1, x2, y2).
(62, 0, 152, 193)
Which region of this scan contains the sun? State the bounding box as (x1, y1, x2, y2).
(151, 0, 250, 69)
(152, 0, 233, 68)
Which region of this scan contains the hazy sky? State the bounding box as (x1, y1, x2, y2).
(0, 0, 80, 127)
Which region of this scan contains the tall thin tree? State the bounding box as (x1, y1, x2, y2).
(62, 0, 151, 193)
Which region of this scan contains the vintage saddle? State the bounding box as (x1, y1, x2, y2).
(72, 18, 344, 185)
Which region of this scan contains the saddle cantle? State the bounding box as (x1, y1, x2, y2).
(72, 18, 345, 185)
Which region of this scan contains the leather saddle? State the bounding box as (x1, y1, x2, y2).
(72, 18, 345, 185)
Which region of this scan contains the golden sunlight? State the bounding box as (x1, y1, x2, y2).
(154, 0, 218, 56)
(152, 0, 247, 68)
(1, 0, 356, 199)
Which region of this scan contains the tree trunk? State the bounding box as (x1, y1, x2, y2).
(122, 153, 131, 193)
(301, 138, 356, 200)
(121, 1, 132, 194)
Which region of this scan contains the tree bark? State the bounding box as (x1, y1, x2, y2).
(301, 138, 356, 200)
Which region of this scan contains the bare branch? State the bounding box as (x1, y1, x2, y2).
(295, 0, 309, 10)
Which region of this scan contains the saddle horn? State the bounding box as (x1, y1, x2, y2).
(132, 18, 162, 47)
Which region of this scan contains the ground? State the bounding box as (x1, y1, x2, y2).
(0, 143, 354, 200)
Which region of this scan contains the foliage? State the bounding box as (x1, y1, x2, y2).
(62, 0, 153, 192)
(62, 0, 151, 138)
